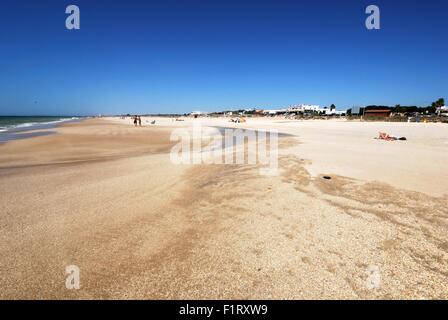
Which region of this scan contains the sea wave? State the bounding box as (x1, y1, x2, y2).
(0, 117, 79, 133)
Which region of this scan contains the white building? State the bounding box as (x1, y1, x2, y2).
(323, 108, 335, 115)
(287, 104, 322, 113)
(323, 108, 345, 116)
(190, 111, 209, 116)
(263, 109, 287, 115)
(437, 106, 448, 116)
(189, 111, 212, 118)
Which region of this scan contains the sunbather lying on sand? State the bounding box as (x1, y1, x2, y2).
(377, 132, 407, 141)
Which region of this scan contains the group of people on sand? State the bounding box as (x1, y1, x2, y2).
(133, 115, 142, 127)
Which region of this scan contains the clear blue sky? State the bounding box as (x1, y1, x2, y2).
(0, 0, 447, 115)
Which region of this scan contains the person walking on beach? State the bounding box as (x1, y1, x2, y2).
(138, 116, 142, 126)
(133, 116, 138, 127)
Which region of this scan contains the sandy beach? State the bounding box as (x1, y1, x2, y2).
(0, 117, 447, 299)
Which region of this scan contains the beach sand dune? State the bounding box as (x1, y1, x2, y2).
(0, 118, 447, 299)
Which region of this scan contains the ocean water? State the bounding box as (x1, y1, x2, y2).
(0, 116, 81, 142)
(0, 116, 80, 132)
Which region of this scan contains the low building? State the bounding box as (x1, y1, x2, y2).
(253, 109, 265, 116)
(287, 104, 322, 114)
(189, 111, 209, 118)
(363, 108, 391, 118)
(347, 106, 364, 116)
(437, 106, 448, 116)
(334, 110, 346, 116)
(263, 109, 287, 116)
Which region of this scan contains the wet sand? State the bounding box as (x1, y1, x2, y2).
(0, 118, 447, 299)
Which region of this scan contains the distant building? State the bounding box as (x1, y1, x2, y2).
(287, 104, 322, 113)
(263, 109, 287, 115)
(333, 110, 346, 116)
(347, 106, 364, 116)
(363, 107, 391, 118)
(437, 106, 448, 116)
(189, 111, 209, 118)
(253, 109, 265, 116)
(323, 108, 345, 116)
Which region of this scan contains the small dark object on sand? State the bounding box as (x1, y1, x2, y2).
(323, 176, 332, 180)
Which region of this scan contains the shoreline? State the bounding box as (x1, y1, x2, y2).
(0, 117, 85, 143)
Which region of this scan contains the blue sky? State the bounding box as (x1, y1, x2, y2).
(0, 0, 447, 115)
